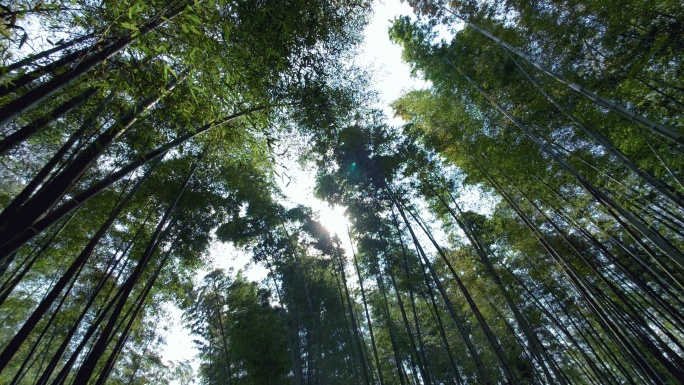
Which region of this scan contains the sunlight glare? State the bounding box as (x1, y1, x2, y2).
(317, 204, 348, 238)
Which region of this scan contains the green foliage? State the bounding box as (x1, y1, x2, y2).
(1, 1, 683, 384)
(184, 269, 290, 385)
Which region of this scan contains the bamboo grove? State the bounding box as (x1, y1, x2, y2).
(0, 0, 682, 384)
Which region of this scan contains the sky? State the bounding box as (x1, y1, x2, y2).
(159, 0, 428, 378)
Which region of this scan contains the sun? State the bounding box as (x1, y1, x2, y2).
(316, 204, 349, 238)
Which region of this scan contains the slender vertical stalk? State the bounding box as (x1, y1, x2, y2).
(348, 227, 387, 385)
(71, 160, 196, 384)
(393, 199, 492, 385)
(441, 7, 684, 144)
(394, 193, 520, 385)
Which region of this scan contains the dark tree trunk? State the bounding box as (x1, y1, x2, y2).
(386, 257, 431, 385)
(0, 88, 115, 226)
(70, 161, 195, 384)
(393, 198, 493, 385)
(442, 10, 684, 144)
(375, 270, 407, 385)
(349, 231, 386, 385)
(1, 34, 95, 74)
(0, 105, 264, 264)
(0, 2, 187, 129)
(395, 194, 520, 385)
(0, 159, 158, 374)
(460, 71, 684, 270)
(0, 77, 180, 247)
(334, 241, 371, 385)
(93, 239, 178, 385)
(0, 87, 96, 155)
